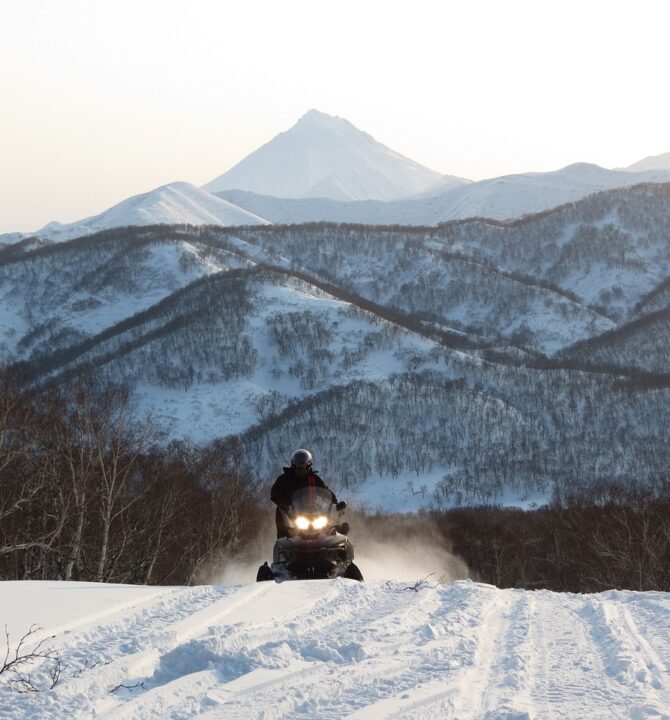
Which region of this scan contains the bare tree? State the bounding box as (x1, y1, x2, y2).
(90, 389, 160, 582)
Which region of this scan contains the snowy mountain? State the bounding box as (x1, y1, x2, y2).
(428, 162, 670, 221)
(217, 162, 670, 225)
(0, 232, 25, 246)
(20, 263, 445, 444)
(4, 183, 670, 508)
(623, 151, 670, 172)
(3, 579, 670, 718)
(5, 123, 670, 247)
(203, 109, 459, 201)
(0, 230, 249, 362)
(218, 183, 670, 341)
(4, 182, 269, 245)
(560, 306, 670, 374)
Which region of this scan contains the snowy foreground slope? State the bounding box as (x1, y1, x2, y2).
(1, 580, 669, 719)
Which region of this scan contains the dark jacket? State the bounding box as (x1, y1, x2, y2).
(271, 467, 337, 507)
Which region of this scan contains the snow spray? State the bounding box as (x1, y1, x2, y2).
(346, 512, 472, 583)
(208, 510, 473, 585)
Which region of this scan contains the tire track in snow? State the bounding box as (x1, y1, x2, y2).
(0, 584, 266, 720)
(526, 591, 557, 720)
(97, 579, 481, 720)
(625, 596, 670, 683)
(8, 585, 172, 648)
(5, 581, 669, 720)
(60, 585, 228, 665)
(531, 595, 648, 720)
(581, 596, 670, 718)
(457, 590, 532, 720)
(93, 579, 382, 719)
(386, 589, 532, 720)
(190, 581, 495, 720)
(595, 596, 670, 717)
(0, 585, 220, 720)
(619, 604, 667, 693)
(533, 594, 635, 719)
(336, 584, 507, 720)
(94, 580, 408, 719)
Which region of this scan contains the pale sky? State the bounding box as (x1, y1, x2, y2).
(1, 0, 669, 233)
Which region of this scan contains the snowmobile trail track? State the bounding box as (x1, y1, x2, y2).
(1, 584, 271, 720)
(625, 596, 670, 688)
(357, 589, 533, 719)
(529, 592, 619, 720)
(2, 580, 670, 720)
(97, 579, 439, 720)
(581, 596, 670, 716)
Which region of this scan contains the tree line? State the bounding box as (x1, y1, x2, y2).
(433, 480, 670, 592)
(2, 365, 669, 593)
(0, 372, 262, 584)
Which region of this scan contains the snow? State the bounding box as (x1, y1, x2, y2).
(217, 163, 670, 226)
(0, 238, 239, 363)
(0, 232, 26, 245)
(623, 151, 670, 173)
(64, 242, 221, 335)
(1, 579, 669, 718)
(132, 278, 447, 443)
(204, 109, 455, 201)
(351, 472, 551, 513)
(429, 162, 670, 222)
(0, 297, 27, 361)
(3, 122, 669, 247)
(0, 581, 165, 644)
(223, 231, 614, 356)
(5, 139, 670, 247)
(15, 182, 270, 245)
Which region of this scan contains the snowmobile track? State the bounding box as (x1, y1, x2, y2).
(2, 580, 670, 720)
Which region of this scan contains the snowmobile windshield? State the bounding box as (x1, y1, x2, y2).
(290, 486, 334, 513)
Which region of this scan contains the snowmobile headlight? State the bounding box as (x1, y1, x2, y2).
(295, 516, 310, 530)
(312, 515, 329, 530)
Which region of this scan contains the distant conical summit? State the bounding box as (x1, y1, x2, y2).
(204, 110, 463, 201)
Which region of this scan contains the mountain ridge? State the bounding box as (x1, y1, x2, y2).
(1, 182, 270, 246)
(622, 150, 670, 172)
(3, 108, 670, 243)
(215, 166, 670, 226)
(3, 182, 670, 507)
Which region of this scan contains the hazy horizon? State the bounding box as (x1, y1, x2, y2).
(2, 0, 669, 233)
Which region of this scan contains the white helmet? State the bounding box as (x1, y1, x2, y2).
(291, 448, 313, 468)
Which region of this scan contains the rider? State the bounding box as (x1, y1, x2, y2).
(271, 449, 339, 538)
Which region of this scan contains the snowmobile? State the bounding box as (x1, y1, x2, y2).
(257, 486, 364, 582)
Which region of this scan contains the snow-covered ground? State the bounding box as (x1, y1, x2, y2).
(1, 579, 669, 719)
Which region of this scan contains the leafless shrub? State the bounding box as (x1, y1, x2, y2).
(384, 573, 436, 592)
(109, 681, 145, 693)
(0, 624, 60, 692)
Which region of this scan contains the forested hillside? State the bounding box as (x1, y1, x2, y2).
(2, 183, 669, 510)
